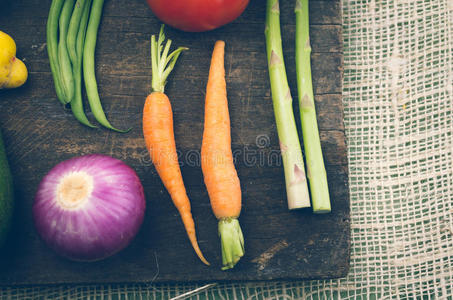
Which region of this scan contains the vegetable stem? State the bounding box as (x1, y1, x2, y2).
(83, 0, 129, 132)
(295, 0, 331, 213)
(265, 0, 310, 209)
(151, 25, 188, 93)
(218, 218, 244, 270)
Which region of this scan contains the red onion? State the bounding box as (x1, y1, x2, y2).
(33, 154, 146, 261)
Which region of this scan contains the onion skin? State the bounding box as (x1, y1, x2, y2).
(33, 154, 146, 262)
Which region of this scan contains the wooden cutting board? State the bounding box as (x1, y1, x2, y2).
(0, 0, 349, 285)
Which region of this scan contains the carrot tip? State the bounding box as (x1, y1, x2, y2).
(200, 256, 210, 266)
(191, 240, 210, 266)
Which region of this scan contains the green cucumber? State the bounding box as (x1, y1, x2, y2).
(0, 130, 13, 248)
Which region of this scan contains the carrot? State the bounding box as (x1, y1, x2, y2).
(201, 40, 244, 270)
(143, 26, 209, 266)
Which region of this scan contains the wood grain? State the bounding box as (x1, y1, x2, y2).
(0, 0, 349, 285)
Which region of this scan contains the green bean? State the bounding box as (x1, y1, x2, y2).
(67, 0, 85, 66)
(58, 0, 76, 103)
(68, 0, 96, 128)
(83, 0, 130, 133)
(76, 0, 91, 60)
(46, 0, 67, 104)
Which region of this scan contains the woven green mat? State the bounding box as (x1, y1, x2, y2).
(1, 0, 453, 298)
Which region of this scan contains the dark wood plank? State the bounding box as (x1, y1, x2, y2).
(0, 0, 349, 285)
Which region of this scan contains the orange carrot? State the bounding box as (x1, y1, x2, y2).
(143, 26, 209, 266)
(201, 40, 244, 270)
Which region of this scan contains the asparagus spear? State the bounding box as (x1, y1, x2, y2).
(265, 0, 310, 209)
(295, 0, 331, 213)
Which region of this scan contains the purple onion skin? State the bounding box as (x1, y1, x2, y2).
(33, 154, 146, 262)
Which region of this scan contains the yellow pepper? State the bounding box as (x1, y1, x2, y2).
(0, 31, 28, 89)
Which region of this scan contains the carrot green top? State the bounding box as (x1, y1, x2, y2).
(151, 25, 188, 94)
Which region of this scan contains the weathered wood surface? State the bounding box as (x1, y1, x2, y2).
(0, 0, 349, 285)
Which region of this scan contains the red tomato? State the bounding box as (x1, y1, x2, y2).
(146, 0, 250, 32)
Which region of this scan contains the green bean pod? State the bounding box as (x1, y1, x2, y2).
(46, 0, 67, 104)
(68, 0, 96, 128)
(58, 0, 76, 103)
(67, 0, 85, 65)
(83, 0, 129, 132)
